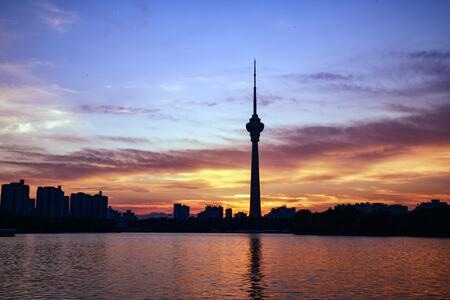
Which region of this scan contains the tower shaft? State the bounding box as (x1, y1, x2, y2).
(249, 140, 261, 217)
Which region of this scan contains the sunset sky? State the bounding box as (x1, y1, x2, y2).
(1, 0, 449, 214)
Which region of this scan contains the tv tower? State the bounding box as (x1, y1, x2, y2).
(246, 60, 264, 218)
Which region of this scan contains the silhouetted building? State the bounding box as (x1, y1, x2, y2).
(197, 205, 223, 219)
(36, 185, 69, 218)
(0, 179, 33, 215)
(415, 199, 448, 211)
(106, 206, 121, 220)
(234, 212, 247, 219)
(387, 204, 408, 215)
(225, 208, 233, 220)
(70, 191, 108, 219)
(122, 209, 137, 223)
(266, 206, 296, 219)
(173, 203, 190, 220)
(246, 61, 264, 218)
(30, 198, 35, 211)
(335, 202, 408, 215)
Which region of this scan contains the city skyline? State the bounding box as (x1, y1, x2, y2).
(1, 1, 450, 215)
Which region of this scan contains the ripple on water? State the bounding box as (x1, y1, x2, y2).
(0, 233, 449, 299)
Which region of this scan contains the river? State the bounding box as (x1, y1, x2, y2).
(0, 233, 448, 299)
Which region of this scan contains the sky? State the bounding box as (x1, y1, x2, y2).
(0, 0, 449, 215)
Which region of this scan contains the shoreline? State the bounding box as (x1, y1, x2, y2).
(6, 230, 449, 238)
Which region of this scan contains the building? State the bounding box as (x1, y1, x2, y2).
(70, 191, 108, 219)
(197, 205, 223, 219)
(246, 61, 264, 218)
(122, 209, 137, 223)
(335, 202, 408, 215)
(173, 203, 190, 220)
(234, 212, 247, 219)
(225, 208, 233, 220)
(415, 199, 448, 211)
(106, 206, 121, 220)
(36, 186, 69, 218)
(387, 204, 408, 215)
(0, 179, 33, 215)
(266, 206, 296, 219)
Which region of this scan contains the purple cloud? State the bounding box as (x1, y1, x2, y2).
(282, 72, 353, 82)
(79, 104, 159, 115)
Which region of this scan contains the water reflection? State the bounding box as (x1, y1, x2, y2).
(248, 234, 264, 299)
(0, 234, 449, 299)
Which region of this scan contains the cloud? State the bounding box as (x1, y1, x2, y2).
(160, 83, 184, 92)
(42, 134, 90, 143)
(1, 104, 449, 213)
(406, 50, 450, 60)
(78, 104, 168, 119)
(96, 135, 151, 144)
(259, 94, 282, 106)
(1, 104, 449, 183)
(282, 72, 353, 82)
(280, 49, 450, 101)
(0, 84, 77, 137)
(382, 103, 427, 114)
(184, 100, 218, 107)
(34, 1, 78, 32)
(0, 60, 53, 84)
(268, 103, 450, 160)
(0, 144, 247, 181)
(37, 134, 150, 144)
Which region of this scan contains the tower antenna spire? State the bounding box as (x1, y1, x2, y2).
(253, 59, 257, 115)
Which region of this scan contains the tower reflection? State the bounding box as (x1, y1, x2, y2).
(247, 234, 264, 299)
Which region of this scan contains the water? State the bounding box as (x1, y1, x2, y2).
(0, 233, 449, 299)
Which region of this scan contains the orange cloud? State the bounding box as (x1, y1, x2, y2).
(1, 104, 449, 214)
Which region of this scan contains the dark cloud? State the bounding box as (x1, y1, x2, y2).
(96, 136, 151, 144)
(260, 103, 450, 174)
(0, 146, 247, 181)
(79, 104, 159, 115)
(383, 103, 427, 114)
(270, 103, 450, 150)
(77, 104, 177, 120)
(282, 72, 353, 82)
(221, 94, 282, 107)
(406, 50, 450, 60)
(281, 49, 450, 99)
(42, 134, 90, 143)
(259, 94, 282, 106)
(185, 100, 218, 107)
(28, 134, 151, 145)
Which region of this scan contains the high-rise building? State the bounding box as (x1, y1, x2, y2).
(225, 208, 233, 219)
(197, 205, 223, 219)
(36, 185, 69, 218)
(246, 60, 264, 218)
(70, 191, 108, 219)
(0, 179, 33, 215)
(173, 203, 190, 220)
